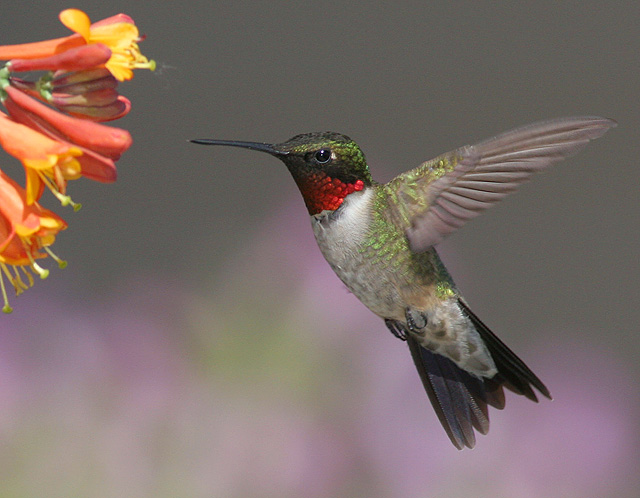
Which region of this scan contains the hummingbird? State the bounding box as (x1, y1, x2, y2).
(192, 116, 615, 449)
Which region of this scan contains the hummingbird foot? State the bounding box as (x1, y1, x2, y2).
(405, 307, 428, 333)
(383, 308, 429, 341)
(384, 319, 407, 341)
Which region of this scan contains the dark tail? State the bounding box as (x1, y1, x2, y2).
(401, 299, 551, 450)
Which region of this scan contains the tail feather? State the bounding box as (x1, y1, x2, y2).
(400, 299, 551, 449)
(407, 335, 489, 449)
(458, 298, 552, 401)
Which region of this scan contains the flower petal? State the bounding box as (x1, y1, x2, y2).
(0, 35, 84, 61)
(59, 9, 92, 43)
(64, 95, 131, 122)
(8, 43, 111, 73)
(91, 14, 136, 28)
(52, 67, 118, 94)
(0, 111, 78, 163)
(4, 85, 132, 159)
(75, 147, 117, 182)
(52, 87, 120, 107)
(0, 170, 67, 265)
(24, 167, 45, 205)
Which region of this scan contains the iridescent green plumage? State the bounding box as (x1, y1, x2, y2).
(384, 149, 462, 231)
(361, 185, 451, 289)
(275, 132, 373, 187)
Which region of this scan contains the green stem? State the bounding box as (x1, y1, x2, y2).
(36, 73, 53, 101)
(0, 65, 10, 100)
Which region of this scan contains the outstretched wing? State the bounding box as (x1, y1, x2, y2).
(385, 117, 616, 252)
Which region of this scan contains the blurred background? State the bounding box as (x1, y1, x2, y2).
(1, 1, 639, 497)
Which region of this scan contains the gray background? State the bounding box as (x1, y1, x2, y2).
(1, 2, 638, 497)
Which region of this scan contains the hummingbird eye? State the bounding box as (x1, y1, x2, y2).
(314, 149, 332, 164)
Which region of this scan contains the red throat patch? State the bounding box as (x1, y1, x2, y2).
(296, 172, 365, 215)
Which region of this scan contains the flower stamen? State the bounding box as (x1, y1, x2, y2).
(28, 259, 49, 280)
(11, 265, 29, 292)
(18, 238, 49, 280)
(35, 170, 82, 210)
(20, 265, 34, 286)
(0, 265, 13, 313)
(44, 246, 67, 269)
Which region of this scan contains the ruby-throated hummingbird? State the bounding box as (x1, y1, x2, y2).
(192, 116, 615, 449)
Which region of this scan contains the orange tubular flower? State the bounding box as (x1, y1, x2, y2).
(49, 67, 132, 122)
(7, 43, 112, 73)
(51, 90, 131, 122)
(0, 8, 153, 312)
(0, 31, 85, 61)
(0, 111, 83, 205)
(0, 8, 155, 82)
(11, 67, 132, 122)
(3, 85, 132, 160)
(51, 67, 119, 93)
(0, 170, 67, 313)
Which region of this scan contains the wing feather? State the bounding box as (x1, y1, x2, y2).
(390, 116, 616, 252)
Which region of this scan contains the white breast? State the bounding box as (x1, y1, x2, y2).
(311, 188, 374, 268)
(310, 187, 403, 319)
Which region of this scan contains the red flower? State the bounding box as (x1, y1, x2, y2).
(3, 85, 132, 160)
(10, 67, 132, 122)
(7, 43, 112, 73)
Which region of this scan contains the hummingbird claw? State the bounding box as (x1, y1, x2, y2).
(384, 319, 407, 341)
(406, 308, 428, 333)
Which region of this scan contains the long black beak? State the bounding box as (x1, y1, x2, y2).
(190, 139, 288, 157)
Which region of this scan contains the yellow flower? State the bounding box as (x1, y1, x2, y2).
(59, 9, 155, 81)
(0, 9, 154, 82)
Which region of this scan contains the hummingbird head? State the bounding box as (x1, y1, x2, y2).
(192, 132, 373, 215)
